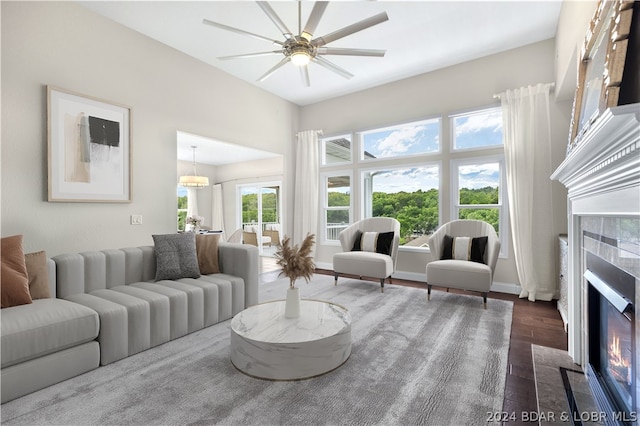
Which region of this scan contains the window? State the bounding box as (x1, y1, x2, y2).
(451, 107, 503, 151)
(362, 165, 440, 247)
(322, 173, 352, 242)
(321, 134, 352, 165)
(177, 186, 187, 231)
(319, 106, 509, 256)
(360, 118, 440, 161)
(453, 159, 505, 236)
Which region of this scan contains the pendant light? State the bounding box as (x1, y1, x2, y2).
(179, 145, 209, 188)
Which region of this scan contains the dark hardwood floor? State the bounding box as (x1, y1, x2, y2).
(259, 257, 569, 425)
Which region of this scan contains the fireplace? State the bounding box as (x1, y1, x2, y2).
(551, 104, 640, 425)
(585, 251, 636, 423)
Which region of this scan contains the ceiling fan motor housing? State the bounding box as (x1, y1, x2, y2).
(283, 37, 317, 61)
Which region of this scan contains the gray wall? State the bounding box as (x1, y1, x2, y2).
(1, 1, 298, 256)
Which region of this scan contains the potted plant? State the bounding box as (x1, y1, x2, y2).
(274, 233, 315, 318)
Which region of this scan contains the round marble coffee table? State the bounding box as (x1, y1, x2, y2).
(230, 299, 351, 380)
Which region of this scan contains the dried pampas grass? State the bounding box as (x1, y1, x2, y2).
(275, 233, 315, 288)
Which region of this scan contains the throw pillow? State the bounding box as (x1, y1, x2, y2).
(152, 233, 201, 281)
(1, 235, 33, 308)
(441, 235, 488, 264)
(351, 231, 394, 256)
(25, 251, 51, 299)
(195, 233, 221, 275)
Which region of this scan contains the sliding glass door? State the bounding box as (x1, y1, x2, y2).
(239, 182, 282, 255)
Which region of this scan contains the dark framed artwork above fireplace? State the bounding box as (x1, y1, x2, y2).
(567, 0, 638, 153)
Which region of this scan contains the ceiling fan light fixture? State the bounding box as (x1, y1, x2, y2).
(290, 50, 311, 66)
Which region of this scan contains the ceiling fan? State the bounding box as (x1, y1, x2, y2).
(203, 1, 389, 87)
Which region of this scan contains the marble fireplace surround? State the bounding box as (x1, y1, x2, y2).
(551, 103, 640, 416)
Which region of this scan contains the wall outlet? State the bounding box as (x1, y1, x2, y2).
(131, 214, 143, 225)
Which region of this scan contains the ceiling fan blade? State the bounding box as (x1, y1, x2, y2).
(317, 47, 386, 57)
(218, 51, 283, 60)
(311, 12, 389, 48)
(257, 57, 291, 82)
(301, 2, 329, 41)
(257, 2, 293, 40)
(313, 56, 353, 80)
(203, 19, 283, 46)
(300, 65, 310, 87)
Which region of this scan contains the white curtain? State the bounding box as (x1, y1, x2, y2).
(500, 83, 556, 302)
(186, 187, 199, 219)
(293, 130, 320, 244)
(210, 184, 225, 235)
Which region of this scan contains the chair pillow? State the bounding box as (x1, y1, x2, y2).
(1, 234, 33, 308)
(153, 233, 201, 281)
(441, 235, 488, 264)
(352, 231, 394, 256)
(25, 250, 51, 299)
(195, 233, 220, 275)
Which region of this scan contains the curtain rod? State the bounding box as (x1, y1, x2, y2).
(493, 82, 555, 99)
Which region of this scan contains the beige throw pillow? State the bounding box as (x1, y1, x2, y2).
(195, 234, 221, 275)
(1, 234, 33, 308)
(25, 251, 51, 299)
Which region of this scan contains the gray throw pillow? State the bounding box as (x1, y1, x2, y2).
(152, 233, 201, 281)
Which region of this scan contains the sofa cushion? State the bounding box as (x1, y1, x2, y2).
(441, 235, 488, 264)
(195, 234, 220, 274)
(152, 233, 200, 281)
(1, 298, 99, 368)
(25, 251, 51, 299)
(426, 259, 492, 292)
(1, 235, 32, 308)
(333, 251, 393, 280)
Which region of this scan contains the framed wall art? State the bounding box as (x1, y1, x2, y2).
(48, 86, 132, 202)
(567, 0, 635, 152)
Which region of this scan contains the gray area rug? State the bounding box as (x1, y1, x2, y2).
(2, 275, 513, 425)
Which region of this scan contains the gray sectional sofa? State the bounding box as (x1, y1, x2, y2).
(1, 241, 258, 403)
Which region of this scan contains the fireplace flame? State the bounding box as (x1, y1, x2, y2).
(609, 332, 632, 386)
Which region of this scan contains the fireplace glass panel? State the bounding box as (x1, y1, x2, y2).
(599, 295, 633, 411)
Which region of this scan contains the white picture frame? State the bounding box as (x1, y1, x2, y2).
(47, 86, 132, 202)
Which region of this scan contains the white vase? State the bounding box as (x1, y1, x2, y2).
(284, 286, 300, 318)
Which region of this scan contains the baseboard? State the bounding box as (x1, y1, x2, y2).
(315, 262, 521, 295)
(490, 281, 521, 295)
(557, 302, 569, 332)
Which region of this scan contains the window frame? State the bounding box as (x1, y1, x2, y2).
(450, 105, 503, 153)
(318, 107, 509, 257)
(450, 154, 509, 257)
(320, 134, 353, 166)
(177, 186, 188, 231)
(320, 170, 354, 245)
(359, 161, 442, 251)
(358, 115, 442, 163)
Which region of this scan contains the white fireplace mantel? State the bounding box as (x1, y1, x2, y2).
(551, 103, 640, 364)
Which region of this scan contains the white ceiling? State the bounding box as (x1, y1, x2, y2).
(80, 1, 562, 165)
(80, 1, 562, 107)
(177, 131, 281, 166)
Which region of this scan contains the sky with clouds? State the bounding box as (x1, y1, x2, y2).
(363, 110, 502, 193)
(362, 119, 440, 158)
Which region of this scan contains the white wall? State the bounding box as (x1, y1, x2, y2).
(1, 1, 298, 256)
(554, 0, 598, 101)
(299, 39, 572, 287)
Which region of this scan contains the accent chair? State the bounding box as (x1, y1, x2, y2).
(425, 219, 500, 308)
(332, 217, 401, 292)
